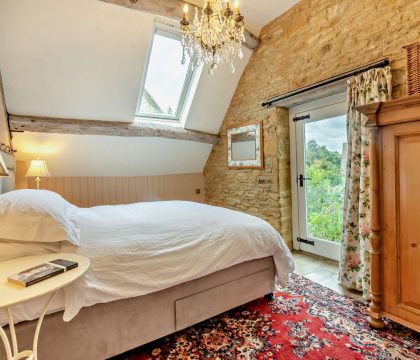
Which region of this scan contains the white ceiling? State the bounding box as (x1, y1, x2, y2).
(0, 0, 252, 176)
(188, 0, 301, 36)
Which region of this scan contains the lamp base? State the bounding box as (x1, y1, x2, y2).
(35, 177, 41, 190)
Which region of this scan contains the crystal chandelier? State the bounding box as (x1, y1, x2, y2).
(180, 1, 245, 75)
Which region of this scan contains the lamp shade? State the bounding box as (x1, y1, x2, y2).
(0, 154, 9, 177)
(25, 160, 51, 178)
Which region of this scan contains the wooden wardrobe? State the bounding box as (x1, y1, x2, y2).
(358, 94, 420, 332)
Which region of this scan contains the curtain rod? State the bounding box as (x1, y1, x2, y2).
(262, 58, 390, 108)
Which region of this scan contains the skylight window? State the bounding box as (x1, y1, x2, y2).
(137, 23, 198, 121)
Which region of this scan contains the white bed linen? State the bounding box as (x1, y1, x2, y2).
(2, 201, 294, 324)
(0, 291, 66, 326)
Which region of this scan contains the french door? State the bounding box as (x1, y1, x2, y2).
(290, 94, 347, 261)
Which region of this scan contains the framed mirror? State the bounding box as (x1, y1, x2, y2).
(227, 121, 263, 169)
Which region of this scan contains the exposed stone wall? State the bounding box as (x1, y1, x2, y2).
(204, 0, 420, 248)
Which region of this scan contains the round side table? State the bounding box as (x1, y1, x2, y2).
(0, 253, 89, 360)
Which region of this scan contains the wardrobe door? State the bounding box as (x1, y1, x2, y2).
(382, 121, 420, 329)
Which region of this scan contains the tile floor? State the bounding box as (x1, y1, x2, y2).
(292, 250, 364, 301)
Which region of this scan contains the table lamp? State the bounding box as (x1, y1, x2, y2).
(25, 159, 50, 189)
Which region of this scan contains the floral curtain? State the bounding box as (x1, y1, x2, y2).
(339, 66, 392, 298)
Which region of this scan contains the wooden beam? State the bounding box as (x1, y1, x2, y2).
(9, 114, 220, 145)
(98, 0, 260, 50)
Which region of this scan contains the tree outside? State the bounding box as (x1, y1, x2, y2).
(305, 139, 346, 243)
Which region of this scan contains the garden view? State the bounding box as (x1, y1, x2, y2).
(305, 117, 347, 243)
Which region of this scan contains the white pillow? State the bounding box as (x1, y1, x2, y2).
(0, 240, 62, 261)
(0, 190, 80, 245)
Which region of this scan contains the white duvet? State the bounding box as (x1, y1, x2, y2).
(6, 201, 295, 323)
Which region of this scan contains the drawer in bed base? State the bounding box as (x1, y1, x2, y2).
(175, 268, 273, 331)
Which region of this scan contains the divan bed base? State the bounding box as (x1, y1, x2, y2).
(0, 257, 275, 360)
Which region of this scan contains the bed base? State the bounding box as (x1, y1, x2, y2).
(0, 257, 275, 360)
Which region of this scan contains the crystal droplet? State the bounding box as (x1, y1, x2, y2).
(238, 48, 243, 59)
(208, 63, 217, 75)
(193, 7, 199, 27)
(230, 62, 235, 74)
(181, 51, 187, 65)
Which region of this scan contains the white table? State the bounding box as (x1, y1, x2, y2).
(0, 253, 89, 360)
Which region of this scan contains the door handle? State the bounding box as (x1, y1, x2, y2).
(298, 174, 311, 187)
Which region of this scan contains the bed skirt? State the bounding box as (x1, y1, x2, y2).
(0, 257, 275, 360)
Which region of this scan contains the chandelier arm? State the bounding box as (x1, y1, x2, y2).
(180, 0, 245, 74)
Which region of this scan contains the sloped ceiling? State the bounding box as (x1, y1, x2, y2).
(0, 0, 298, 177)
(188, 0, 301, 36)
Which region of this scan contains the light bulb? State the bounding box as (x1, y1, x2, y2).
(183, 3, 189, 14)
(234, 1, 241, 16)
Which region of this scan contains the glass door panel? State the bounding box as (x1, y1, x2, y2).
(291, 96, 347, 260)
(305, 116, 347, 243)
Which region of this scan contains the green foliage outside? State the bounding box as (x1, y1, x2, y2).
(306, 139, 345, 243)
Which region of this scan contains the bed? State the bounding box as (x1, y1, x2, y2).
(0, 161, 294, 360)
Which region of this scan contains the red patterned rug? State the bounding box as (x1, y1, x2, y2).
(120, 274, 419, 359)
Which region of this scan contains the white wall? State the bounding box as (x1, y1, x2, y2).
(0, 84, 9, 147)
(13, 132, 213, 177)
(185, 50, 251, 134)
(0, 0, 251, 176)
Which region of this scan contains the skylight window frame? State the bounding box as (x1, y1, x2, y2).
(136, 19, 198, 123)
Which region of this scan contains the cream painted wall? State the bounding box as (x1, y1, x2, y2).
(13, 132, 213, 177)
(0, 0, 252, 176)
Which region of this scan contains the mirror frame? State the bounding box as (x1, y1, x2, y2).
(227, 120, 264, 169)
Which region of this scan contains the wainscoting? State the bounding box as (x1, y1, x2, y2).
(16, 165, 204, 207)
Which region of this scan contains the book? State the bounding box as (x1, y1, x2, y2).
(48, 259, 78, 271)
(7, 259, 79, 288)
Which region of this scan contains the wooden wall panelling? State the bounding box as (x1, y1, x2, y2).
(15, 161, 28, 189)
(24, 173, 205, 207)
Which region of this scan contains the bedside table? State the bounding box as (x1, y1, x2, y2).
(0, 253, 89, 360)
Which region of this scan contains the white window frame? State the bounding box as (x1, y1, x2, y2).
(136, 19, 200, 123)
